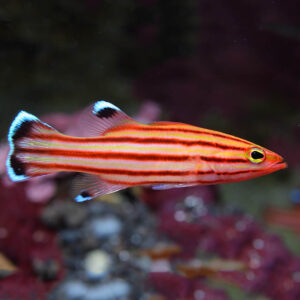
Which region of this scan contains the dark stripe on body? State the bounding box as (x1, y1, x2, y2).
(28, 162, 258, 177)
(20, 148, 248, 163)
(30, 134, 247, 151)
(106, 125, 252, 145)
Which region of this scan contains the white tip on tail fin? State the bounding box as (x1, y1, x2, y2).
(6, 111, 56, 182)
(6, 111, 39, 182)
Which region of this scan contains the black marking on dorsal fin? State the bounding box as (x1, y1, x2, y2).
(95, 107, 116, 119)
(93, 101, 120, 119)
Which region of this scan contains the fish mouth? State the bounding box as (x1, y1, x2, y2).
(271, 159, 287, 172)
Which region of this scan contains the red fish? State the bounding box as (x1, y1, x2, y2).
(6, 101, 287, 202)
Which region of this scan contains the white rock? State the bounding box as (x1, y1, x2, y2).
(84, 250, 111, 278)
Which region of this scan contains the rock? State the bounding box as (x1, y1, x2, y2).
(88, 216, 122, 239)
(41, 201, 88, 228)
(86, 279, 131, 300)
(59, 229, 82, 245)
(84, 250, 111, 279)
(62, 280, 87, 300)
(32, 258, 59, 281)
(62, 279, 131, 300)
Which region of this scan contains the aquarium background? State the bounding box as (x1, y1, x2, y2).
(0, 1, 299, 299)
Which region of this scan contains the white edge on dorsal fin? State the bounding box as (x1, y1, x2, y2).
(71, 100, 137, 137)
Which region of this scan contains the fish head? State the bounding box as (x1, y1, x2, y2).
(242, 145, 287, 177)
(203, 140, 287, 184)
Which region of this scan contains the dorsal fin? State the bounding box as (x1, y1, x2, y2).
(73, 100, 137, 137)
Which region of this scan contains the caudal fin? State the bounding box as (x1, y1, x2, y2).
(6, 111, 58, 182)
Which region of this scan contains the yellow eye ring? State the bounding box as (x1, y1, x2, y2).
(247, 148, 265, 164)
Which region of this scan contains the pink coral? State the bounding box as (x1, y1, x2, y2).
(0, 181, 63, 299)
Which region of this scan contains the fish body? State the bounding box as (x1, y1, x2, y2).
(6, 101, 287, 201)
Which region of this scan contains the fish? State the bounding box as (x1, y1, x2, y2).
(6, 100, 287, 202)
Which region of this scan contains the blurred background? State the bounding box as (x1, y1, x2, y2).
(0, 1, 299, 299)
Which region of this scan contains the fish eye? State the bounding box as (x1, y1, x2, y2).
(247, 148, 265, 164)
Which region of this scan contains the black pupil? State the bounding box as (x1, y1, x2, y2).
(251, 150, 264, 160)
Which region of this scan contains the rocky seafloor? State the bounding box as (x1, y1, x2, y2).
(0, 178, 300, 300)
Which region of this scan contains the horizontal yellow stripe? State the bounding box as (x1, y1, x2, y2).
(39, 128, 58, 135)
(106, 130, 203, 139)
(28, 141, 185, 153)
(105, 130, 248, 147)
(151, 123, 251, 142)
(28, 141, 102, 150)
(25, 154, 256, 175)
(188, 149, 246, 159)
(24, 155, 197, 171)
(26, 141, 248, 157)
(101, 173, 198, 183)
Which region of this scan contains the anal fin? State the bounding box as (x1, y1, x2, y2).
(73, 174, 128, 202)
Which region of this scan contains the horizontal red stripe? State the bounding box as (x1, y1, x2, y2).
(105, 178, 223, 186)
(107, 124, 252, 145)
(104, 170, 260, 186)
(19, 148, 248, 163)
(31, 172, 51, 176)
(21, 148, 189, 161)
(28, 162, 258, 177)
(30, 134, 246, 151)
(201, 156, 247, 163)
(29, 163, 206, 176)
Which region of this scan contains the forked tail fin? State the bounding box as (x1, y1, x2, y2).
(6, 111, 59, 181)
